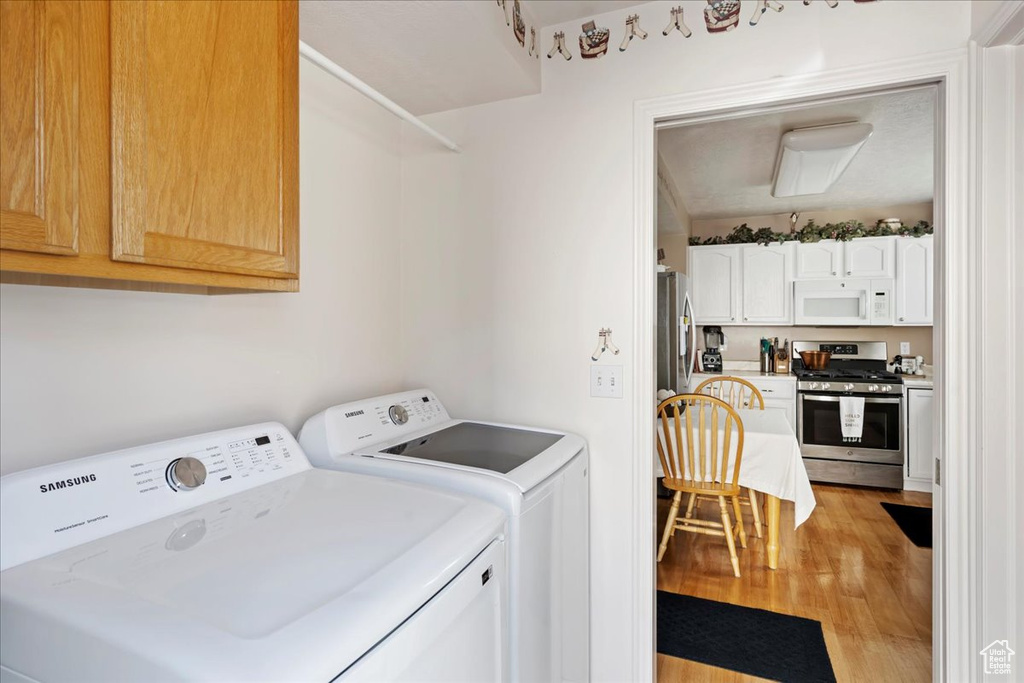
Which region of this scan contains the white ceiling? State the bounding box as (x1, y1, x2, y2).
(300, 0, 541, 116)
(525, 0, 649, 28)
(657, 88, 936, 220)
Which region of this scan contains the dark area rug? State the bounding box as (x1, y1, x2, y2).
(881, 502, 933, 548)
(657, 590, 836, 682)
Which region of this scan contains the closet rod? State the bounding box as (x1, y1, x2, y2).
(299, 41, 461, 153)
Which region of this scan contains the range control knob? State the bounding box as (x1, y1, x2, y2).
(868, 384, 879, 392)
(167, 457, 207, 491)
(881, 385, 893, 392)
(821, 382, 831, 390)
(843, 383, 856, 392)
(388, 404, 409, 425)
(808, 382, 819, 390)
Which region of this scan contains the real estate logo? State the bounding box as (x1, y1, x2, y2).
(980, 640, 1015, 676)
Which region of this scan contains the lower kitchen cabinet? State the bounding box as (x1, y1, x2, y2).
(689, 372, 796, 430)
(905, 386, 934, 492)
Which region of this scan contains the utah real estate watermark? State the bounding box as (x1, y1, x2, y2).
(980, 640, 1015, 676)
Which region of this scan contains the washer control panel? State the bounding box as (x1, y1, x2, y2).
(0, 423, 310, 571)
(306, 389, 451, 457)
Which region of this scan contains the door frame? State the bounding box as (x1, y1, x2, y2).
(631, 49, 972, 681)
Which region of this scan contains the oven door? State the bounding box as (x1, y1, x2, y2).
(797, 393, 903, 464)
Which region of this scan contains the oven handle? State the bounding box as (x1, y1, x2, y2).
(801, 394, 902, 405)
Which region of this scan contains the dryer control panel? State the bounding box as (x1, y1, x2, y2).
(301, 389, 451, 458)
(0, 423, 310, 571)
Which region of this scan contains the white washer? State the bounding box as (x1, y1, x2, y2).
(0, 423, 508, 683)
(299, 389, 589, 683)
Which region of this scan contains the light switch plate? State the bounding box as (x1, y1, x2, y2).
(900, 342, 911, 355)
(591, 365, 623, 398)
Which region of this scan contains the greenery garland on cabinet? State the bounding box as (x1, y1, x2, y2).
(688, 219, 934, 246)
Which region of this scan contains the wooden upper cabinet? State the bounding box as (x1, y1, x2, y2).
(0, 0, 80, 255)
(109, 0, 298, 278)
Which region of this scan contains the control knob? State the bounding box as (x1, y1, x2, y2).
(808, 382, 819, 390)
(388, 404, 409, 425)
(881, 385, 893, 392)
(821, 382, 831, 390)
(167, 457, 207, 491)
(868, 384, 879, 392)
(843, 383, 855, 392)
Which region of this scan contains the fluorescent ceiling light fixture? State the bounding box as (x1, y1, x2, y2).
(771, 122, 873, 198)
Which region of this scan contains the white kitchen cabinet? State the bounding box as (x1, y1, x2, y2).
(689, 245, 741, 324)
(740, 243, 794, 324)
(905, 387, 934, 492)
(795, 240, 843, 279)
(895, 235, 933, 325)
(843, 236, 895, 278)
(688, 373, 796, 430)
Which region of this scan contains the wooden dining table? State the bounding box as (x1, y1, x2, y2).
(656, 407, 816, 569)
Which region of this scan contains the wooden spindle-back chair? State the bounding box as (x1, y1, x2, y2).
(656, 393, 747, 577)
(693, 376, 767, 538)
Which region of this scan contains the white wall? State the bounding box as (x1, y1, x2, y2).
(0, 60, 406, 474)
(402, 2, 971, 679)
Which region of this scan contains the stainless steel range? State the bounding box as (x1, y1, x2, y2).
(792, 341, 904, 489)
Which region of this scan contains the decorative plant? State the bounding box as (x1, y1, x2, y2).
(688, 218, 933, 246)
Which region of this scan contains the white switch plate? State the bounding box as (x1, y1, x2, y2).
(591, 365, 623, 398)
(900, 342, 911, 355)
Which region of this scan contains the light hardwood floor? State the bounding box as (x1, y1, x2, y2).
(657, 484, 932, 682)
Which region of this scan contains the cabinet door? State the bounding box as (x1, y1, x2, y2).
(795, 240, 841, 279)
(844, 236, 895, 278)
(906, 388, 934, 482)
(741, 244, 793, 324)
(895, 236, 933, 325)
(110, 1, 298, 278)
(0, 0, 79, 255)
(689, 246, 739, 324)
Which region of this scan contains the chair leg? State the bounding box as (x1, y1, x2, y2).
(658, 491, 682, 562)
(748, 488, 763, 538)
(731, 494, 747, 549)
(718, 495, 741, 578)
(684, 492, 698, 519)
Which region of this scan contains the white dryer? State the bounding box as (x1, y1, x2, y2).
(299, 389, 589, 683)
(0, 423, 508, 682)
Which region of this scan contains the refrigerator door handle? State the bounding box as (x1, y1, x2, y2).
(682, 290, 697, 387)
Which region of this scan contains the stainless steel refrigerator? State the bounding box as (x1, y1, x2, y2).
(657, 272, 697, 393)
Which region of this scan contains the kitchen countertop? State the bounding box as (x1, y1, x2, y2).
(692, 369, 796, 382)
(902, 367, 934, 389)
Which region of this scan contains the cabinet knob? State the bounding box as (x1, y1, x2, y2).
(899, 317, 905, 321)
(731, 317, 735, 321)
(744, 316, 749, 321)
(846, 270, 852, 275)
(832, 271, 837, 276)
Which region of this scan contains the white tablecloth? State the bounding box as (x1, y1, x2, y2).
(655, 407, 816, 528)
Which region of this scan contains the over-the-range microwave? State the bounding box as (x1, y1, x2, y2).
(794, 279, 893, 326)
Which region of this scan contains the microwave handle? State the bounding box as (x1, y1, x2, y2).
(859, 292, 866, 319)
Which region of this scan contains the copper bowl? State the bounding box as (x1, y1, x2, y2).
(798, 350, 832, 370)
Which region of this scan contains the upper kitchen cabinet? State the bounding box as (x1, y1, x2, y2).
(794, 240, 842, 279)
(895, 235, 933, 325)
(843, 236, 894, 278)
(0, 0, 80, 256)
(740, 243, 793, 324)
(689, 245, 740, 324)
(109, 0, 298, 279)
(0, 0, 299, 293)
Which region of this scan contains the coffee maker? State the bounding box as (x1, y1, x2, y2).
(701, 326, 724, 373)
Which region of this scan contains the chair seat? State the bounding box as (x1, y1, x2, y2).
(662, 477, 741, 498)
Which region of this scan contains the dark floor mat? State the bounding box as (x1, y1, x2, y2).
(657, 590, 836, 683)
(881, 502, 933, 548)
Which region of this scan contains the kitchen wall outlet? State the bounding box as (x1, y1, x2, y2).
(590, 365, 623, 398)
(900, 342, 911, 355)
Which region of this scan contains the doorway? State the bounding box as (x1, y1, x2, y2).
(652, 86, 937, 680)
(630, 51, 973, 683)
